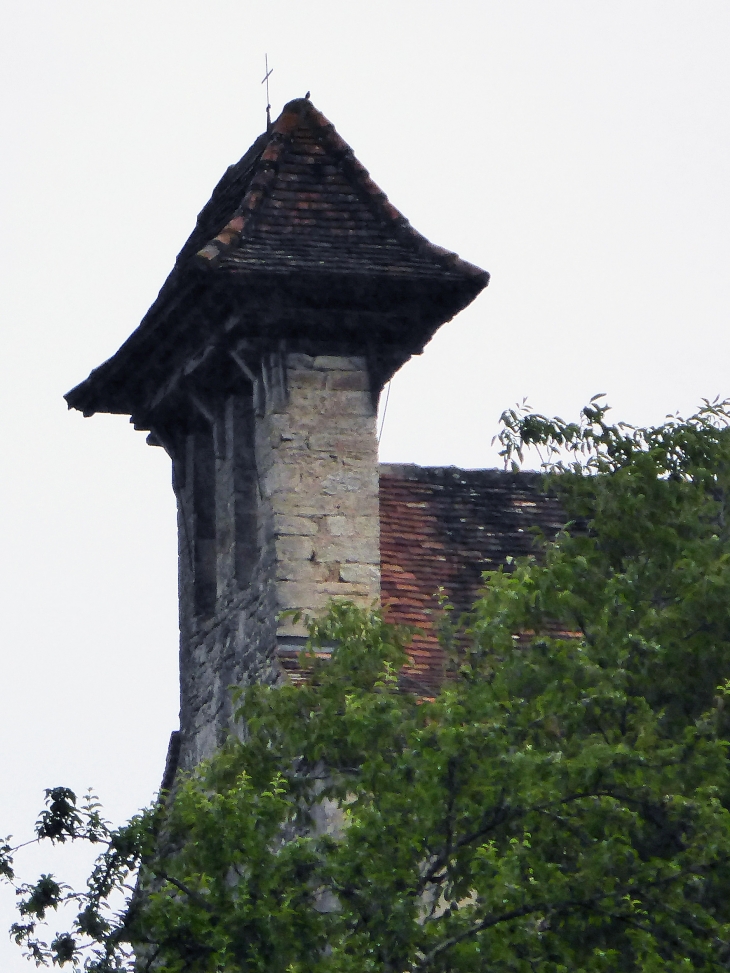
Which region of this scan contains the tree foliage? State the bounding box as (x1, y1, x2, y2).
(7, 399, 730, 971)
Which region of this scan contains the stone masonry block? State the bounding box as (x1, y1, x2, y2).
(339, 563, 380, 587)
(289, 389, 374, 419)
(326, 371, 370, 392)
(277, 615, 312, 638)
(334, 461, 379, 485)
(273, 515, 318, 536)
(316, 538, 379, 565)
(306, 432, 373, 456)
(321, 469, 374, 495)
(319, 581, 372, 599)
(264, 463, 302, 496)
(276, 535, 316, 561)
(272, 494, 352, 518)
(277, 580, 329, 611)
(312, 356, 364, 371)
(287, 353, 315, 369)
(276, 558, 328, 583)
(265, 413, 294, 436)
(316, 414, 378, 436)
(284, 458, 339, 486)
(325, 515, 379, 538)
(340, 451, 379, 470)
(275, 434, 310, 452)
(288, 370, 327, 390)
(330, 498, 379, 520)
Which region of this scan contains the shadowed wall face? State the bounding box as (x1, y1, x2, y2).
(174, 350, 379, 768)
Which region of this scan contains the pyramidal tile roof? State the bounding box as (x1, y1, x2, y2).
(65, 97, 488, 419)
(194, 97, 488, 282)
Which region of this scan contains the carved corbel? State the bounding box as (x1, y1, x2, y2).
(261, 349, 287, 414)
(229, 348, 257, 384)
(146, 418, 186, 493)
(229, 348, 265, 417)
(188, 391, 216, 426)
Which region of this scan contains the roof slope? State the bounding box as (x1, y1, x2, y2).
(66, 98, 488, 418)
(197, 98, 488, 282)
(379, 466, 566, 691)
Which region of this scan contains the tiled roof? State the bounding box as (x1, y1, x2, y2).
(379, 465, 566, 692)
(197, 98, 488, 283)
(65, 98, 488, 420)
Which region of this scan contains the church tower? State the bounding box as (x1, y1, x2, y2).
(65, 98, 488, 771)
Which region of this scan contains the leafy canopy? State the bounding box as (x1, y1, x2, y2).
(6, 398, 730, 971)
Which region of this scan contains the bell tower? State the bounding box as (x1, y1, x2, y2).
(65, 98, 488, 771)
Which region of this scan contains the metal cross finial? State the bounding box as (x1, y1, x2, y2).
(262, 54, 273, 130)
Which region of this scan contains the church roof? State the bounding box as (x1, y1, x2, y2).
(65, 98, 488, 420)
(379, 466, 567, 691)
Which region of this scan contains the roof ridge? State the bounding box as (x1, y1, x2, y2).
(194, 104, 304, 266)
(311, 110, 484, 278)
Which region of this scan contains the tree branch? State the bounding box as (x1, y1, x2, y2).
(157, 872, 215, 914)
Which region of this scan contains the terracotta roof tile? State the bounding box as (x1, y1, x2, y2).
(379, 465, 565, 692)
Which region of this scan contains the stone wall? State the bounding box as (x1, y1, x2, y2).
(261, 353, 380, 643)
(175, 350, 380, 770)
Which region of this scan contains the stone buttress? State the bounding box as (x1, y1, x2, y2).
(65, 97, 488, 773)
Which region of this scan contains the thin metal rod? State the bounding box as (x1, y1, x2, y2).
(262, 54, 273, 129)
(378, 381, 391, 444)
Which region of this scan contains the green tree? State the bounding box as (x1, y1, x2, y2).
(6, 398, 730, 971)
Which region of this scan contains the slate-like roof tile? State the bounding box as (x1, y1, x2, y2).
(197, 98, 488, 283)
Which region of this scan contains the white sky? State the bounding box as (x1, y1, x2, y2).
(2, 2, 730, 966)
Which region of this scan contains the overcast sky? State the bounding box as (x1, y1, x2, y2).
(2, 2, 730, 966)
